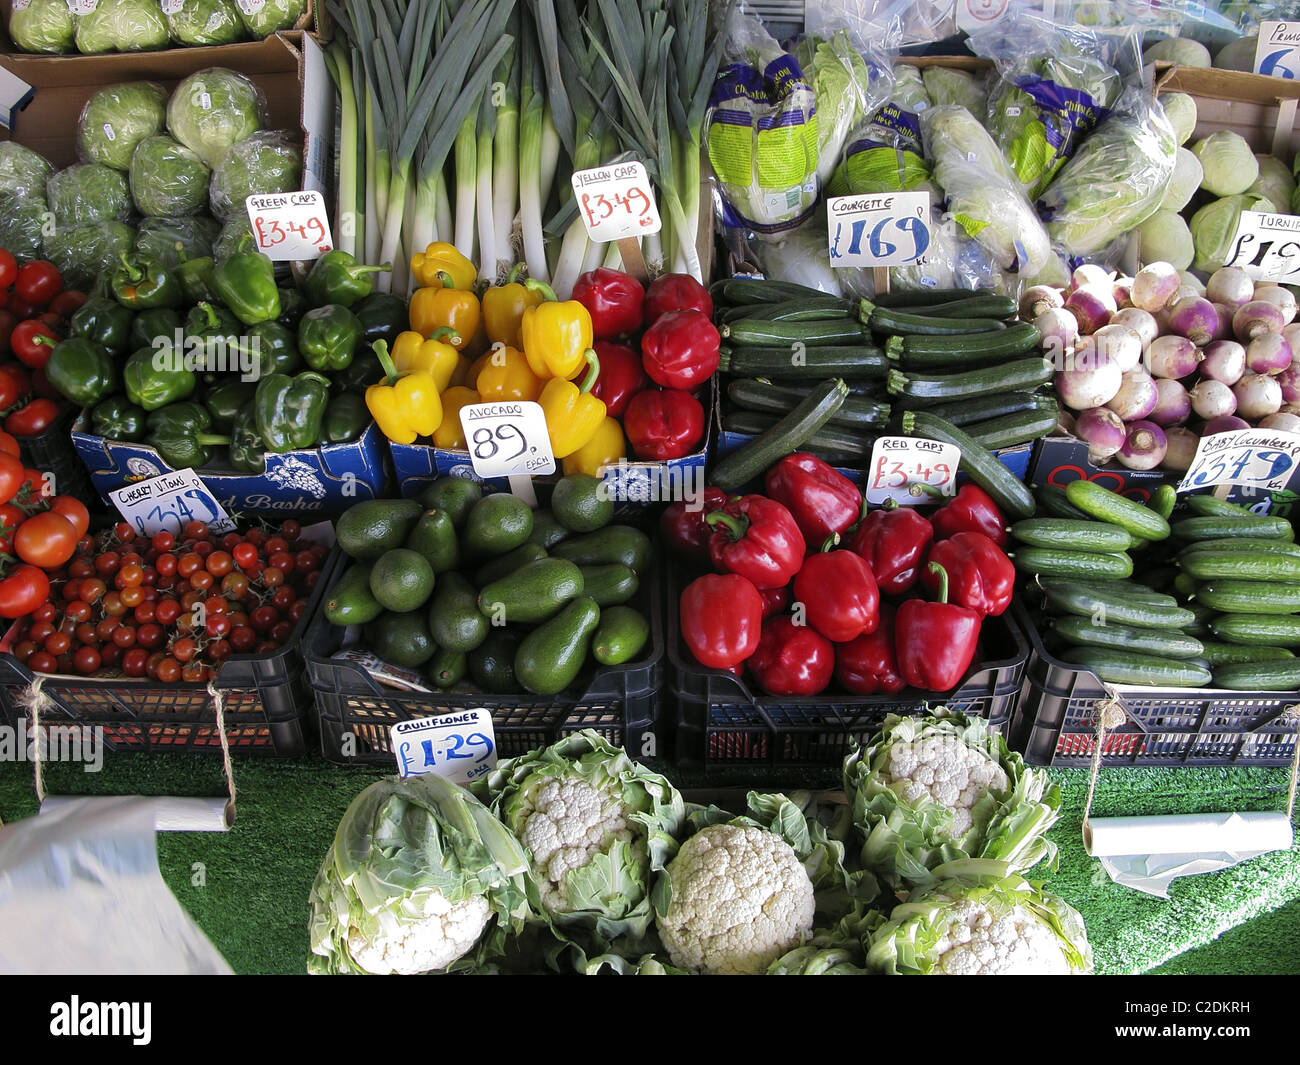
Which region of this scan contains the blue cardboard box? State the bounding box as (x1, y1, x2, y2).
(70, 415, 391, 517)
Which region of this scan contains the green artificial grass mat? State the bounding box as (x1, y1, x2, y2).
(1, 753, 1296, 975)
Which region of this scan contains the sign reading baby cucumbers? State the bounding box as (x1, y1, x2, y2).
(391, 710, 497, 786)
(827, 191, 931, 268)
(572, 162, 662, 242)
(1254, 21, 1300, 79)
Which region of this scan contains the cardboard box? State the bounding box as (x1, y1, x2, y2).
(72, 415, 391, 516)
(1155, 63, 1300, 158)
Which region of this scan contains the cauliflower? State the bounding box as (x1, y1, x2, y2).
(656, 823, 816, 975)
(879, 732, 1010, 839)
(347, 892, 491, 976)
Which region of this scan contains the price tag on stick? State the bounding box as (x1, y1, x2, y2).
(1177, 428, 1300, 493)
(245, 190, 334, 261)
(458, 400, 556, 505)
(571, 162, 661, 282)
(1222, 210, 1300, 283)
(865, 436, 960, 506)
(827, 191, 932, 269)
(391, 710, 498, 787)
(109, 469, 236, 537)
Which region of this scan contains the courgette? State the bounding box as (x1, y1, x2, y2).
(1211, 660, 1300, 691)
(888, 357, 1054, 401)
(1198, 642, 1296, 667)
(718, 278, 829, 305)
(871, 287, 986, 307)
(710, 378, 848, 492)
(1038, 578, 1196, 629)
(1195, 579, 1300, 615)
(1178, 548, 1300, 582)
(719, 298, 851, 323)
(1209, 613, 1300, 647)
(1060, 647, 1212, 687)
(1064, 480, 1172, 541)
(720, 319, 869, 347)
(726, 379, 890, 429)
(884, 323, 1043, 370)
(900, 410, 1036, 521)
(1171, 516, 1296, 542)
(857, 298, 1006, 337)
(1010, 518, 1137, 553)
(916, 294, 1018, 319)
(719, 344, 888, 379)
(896, 390, 1058, 425)
(964, 409, 1060, 450)
(1053, 616, 1204, 659)
(1012, 547, 1133, 579)
(721, 412, 873, 461)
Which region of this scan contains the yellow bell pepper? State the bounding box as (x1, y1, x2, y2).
(539, 349, 606, 458)
(520, 279, 594, 381)
(365, 341, 444, 445)
(562, 416, 626, 477)
(448, 354, 472, 389)
(389, 327, 461, 392)
(434, 386, 479, 450)
(409, 285, 481, 348)
(408, 241, 476, 291)
(482, 265, 544, 349)
(465, 351, 492, 391)
(475, 345, 543, 402)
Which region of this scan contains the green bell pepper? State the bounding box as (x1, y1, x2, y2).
(323, 393, 371, 443)
(298, 304, 362, 371)
(184, 301, 244, 380)
(69, 295, 135, 356)
(211, 244, 280, 325)
(228, 407, 266, 472)
(254, 371, 330, 453)
(331, 347, 383, 393)
(129, 307, 183, 352)
(276, 286, 307, 329)
(178, 256, 217, 304)
(353, 292, 408, 350)
(123, 345, 197, 411)
(303, 250, 389, 308)
(45, 338, 116, 407)
(146, 402, 230, 469)
(244, 321, 301, 380)
(91, 396, 147, 442)
(204, 380, 257, 432)
(110, 252, 183, 310)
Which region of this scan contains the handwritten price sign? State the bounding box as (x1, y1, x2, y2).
(865, 436, 960, 506)
(391, 710, 497, 786)
(458, 400, 556, 480)
(571, 162, 662, 243)
(1254, 21, 1300, 79)
(1222, 210, 1300, 283)
(109, 469, 236, 537)
(827, 191, 931, 269)
(245, 190, 334, 261)
(1178, 428, 1300, 493)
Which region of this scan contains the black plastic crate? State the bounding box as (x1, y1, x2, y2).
(1010, 599, 1299, 767)
(668, 565, 1030, 774)
(0, 547, 342, 757)
(16, 404, 97, 506)
(304, 552, 665, 764)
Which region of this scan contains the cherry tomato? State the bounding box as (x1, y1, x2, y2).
(30, 602, 56, 624)
(279, 519, 302, 540)
(5, 398, 61, 438)
(121, 648, 149, 677)
(155, 552, 178, 577)
(155, 657, 182, 683)
(73, 645, 102, 675)
(261, 566, 285, 588)
(288, 599, 307, 622)
(269, 621, 293, 645)
(0, 248, 17, 288)
(206, 640, 232, 665)
(68, 557, 94, 580)
(14, 511, 78, 569)
(119, 586, 144, 609)
(181, 661, 211, 683)
(6, 297, 35, 320)
(48, 290, 87, 318)
(27, 651, 57, 674)
(136, 623, 164, 650)
(193, 540, 214, 558)
(190, 570, 214, 591)
(204, 596, 229, 615)
(267, 550, 292, 572)
(112, 521, 136, 543)
(79, 577, 106, 604)
(229, 625, 257, 653)
(183, 520, 208, 541)
(48, 497, 90, 539)
(232, 542, 258, 569)
(43, 631, 71, 656)
(244, 528, 265, 547)
(154, 598, 181, 626)
(117, 562, 144, 587)
(152, 531, 175, 552)
(64, 599, 91, 623)
(250, 605, 277, 632)
(14, 260, 63, 307)
(264, 536, 289, 556)
(94, 617, 120, 641)
(112, 626, 137, 649)
(9, 319, 60, 369)
(271, 585, 295, 611)
(205, 550, 233, 577)
(13, 639, 36, 663)
(27, 621, 55, 643)
(0, 452, 24, 506)
(133, 601, 157, 624)
(171, 637, 198, 663)
(74, 622, 97, 646)
(0, 429, 19, 457)
(219, 532, 242, 552)
(0, 564, 50, 619)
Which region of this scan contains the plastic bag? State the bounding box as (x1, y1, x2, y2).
(806, 0, 955, 48)
(75, 0, 172, 53)
(167, 68, 267, 170)
(135, 216, 221, 268)
(233, 0, 308, 39)
(209, 130, 302, 222)
(921, 66, 988, 116)
(130, 135, 211, 218)
(77, 81, 168, 172)
(827, 65, 934, 198)
(7, 0, 77, 54)
(0, 193, 51, 263)
(0, 142, 55, 201)
(46, 163, 133, 229)
(163, 0, 246, 47)
(44, 220, 137, 290)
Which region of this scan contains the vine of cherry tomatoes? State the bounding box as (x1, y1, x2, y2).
(0, 249, 80, 439)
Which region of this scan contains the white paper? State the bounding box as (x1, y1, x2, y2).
(245, 190, 334, 261)
(110, 468, 235, 537)
(1084, 811, 1294, 898)
(391, 710, 498, 786)
(864, 435, 960, 505)
(458, 400, 556, 478)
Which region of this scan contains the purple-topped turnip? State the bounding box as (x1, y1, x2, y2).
(1205, 266, 1254, 310)
(1106, 369, 1159, 421)
(1116, 421, 1168, 470)
(1234, 372, 1284, 419)
(1150, 379, 1192, 426)
(1130, 261, 1181, 312)
(1199, 340, 1247, 385)
(1075, 407, 1128, 464)
(1167, 296, 1220, 346)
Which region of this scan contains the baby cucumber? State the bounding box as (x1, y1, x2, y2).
(1010, 519, 1137, 553)
(1060, 647, 1211, 687)
(1053, 616, 1204, 659)
(1012, 548, 1133, 579)
(1064, 480, 1172, 541)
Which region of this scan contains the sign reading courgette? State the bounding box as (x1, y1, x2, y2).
(827, 191, 931, 269)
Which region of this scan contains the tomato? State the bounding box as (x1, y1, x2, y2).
(0, 565, 50, 619)
(154, 598, 181, 626)
(18, 467, 48, 502)
(136, 623, 164, 650)
(230, 625, 257, 653)
(181, 661, 211, 683)
(44, 631, 71, 656)
(0, 249, 16, 289)
(279, 519, 302, 540)
(205, 550, 233, 576)
(119, 586, 144, 608)
(79, 577, 106, 604)
(48, 496, 89, 538)
(0, 502, 23, 553)
(64, 599, 91, 623)
(261, 566, 285, 588)
(0, 367, 20, 413)
(10, 319, 60, 369)
(73, 645, 102, 676)
(5, 398, 60, 438)
(14, 260, 63, 307)
(14, 511, 77, 569)
(121, 648, 149, 677)
(152, 530, 175, 552)
(48, 290, 87, 319)
(155, 657, 182, 683)
(0, 429, 19, 458)
(27, 651, 57, 674)
(0, 452, 24, 506)
(231, 542, 258, 569)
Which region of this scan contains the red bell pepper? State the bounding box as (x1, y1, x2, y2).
(764, 452, 861, 548)
(643, 272, 713, 326)
(623, 387, 705, 460)
(571, 268, 645, 340)
(680, 573, 763, 669)
(706, 494, 805, 590)
(760, 583, 790, 619)
(835, 602, 905, 695)
(640, 308, 720, 390)
(848, 500, 935, 595)
(923, 482, 1008, 547)
(589, 340, 648, 417)
(921, 531, 1015, 618)
(792, 537, 879, 643)
(659, 486, 729, 562)
(895, 563, 981, 691)
(747, 615, 835, 696)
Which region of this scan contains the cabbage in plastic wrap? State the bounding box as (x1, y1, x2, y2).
(167, 69, 266, 169)
(135, 216, 221, 268)
(78, 82, 168, 172)
(130, 135, 211, 217)
(0, 194, 51, 263)
(44, 220, 137, 290)
(921, 66, 987, 116)
(7, 0, 76, 54)
(0, 143, 55, 201)
(46, 164, 133, 229)
(233, 0, 306, 38)
(792, 30, 884, 187)
(209, 131, 302, 222)
(75, 0, 171, 53)
(163, 0, 245, 45)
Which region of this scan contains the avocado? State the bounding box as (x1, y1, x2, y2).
(477, 558, 584, 625)
(427, 572, 489, 654)
(418, 476, 482, 527)
(463, 492, 534, 558)
(592, 605, 650, 665)
(366, 610, 437, 668)
(515, 596, 601, 695)
(368, 548, 436, 613)
(405, 508, 460, 573)
(323, 561, 383, 627)
(467, 629, 522, 693)
(551, 473, 614, 533)
(336, 499, 424, 559)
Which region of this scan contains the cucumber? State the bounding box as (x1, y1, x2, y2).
(1195, 579, 1300, 614)
(726, 379, 890, 429)
(1134, 565, 1180, 593)
(1034, 485, 1091, 520)
(1053, 616, 1205, 659)
(1173, 573, 1197, 598)
(900, 410, 1036, 521)
(888, 357, 1054, 401)
(884, 323, 1042, 370)
(719, 278, 828, 305)
(1038, 578, 1197, 629)
(1178, 548, 1300, 582)
(1149, 484, 1177, 521)
(721, 412, 872, 462)
(720, 319, 869, 347)
(1064, 479, 1172, 541)
(1010, 518, 1137, 552)
(1012, 547, 1133, 579)
(1199, 642, 1296, 666)
(896, 390, 1057, 425)
(1211, 660, 1300, 691)
(1171, 516, 1296, 542)
(964, 409, 1060, 450)
(1060, 647, 1212, 687)
(710, 378, 848, 492)
(1210, 614, 1300, 647)
(1177, 537, 1300, 559)
(719, 345, 888, 379)
(858, 298, 1006, 336)
(1184, 494, 1256, 518)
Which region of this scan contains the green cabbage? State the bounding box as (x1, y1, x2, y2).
(78, 82, 168, 172)
(921, 66, 987, 116)
(233, 0, 307, 38)
(1138, 210, 1194, 270)
(7, 0, 76, 53)
(1214, 35, 1258, 71)
(135, 216, 221, 267)
(1248, 154, 1295, 213)
(1193, 130, 1259, 196)
(167, 68, 265, 169)
(129, 135, 211, 217)
(46, 163, 133, 228)
(0, 194, 51, 262)
(1161, 91, 1197, 146)
(164, 0, 244, 45)
(75, 0, 171, 53)
(1144, 37, 1212, 67)
(0, 143, 55, 200)
(209, 131, 302, 221)
(1190, 194, 1272, 273)
(213, 216, 253, 261)
(43, 220, 136, 290)
(1160, 147, 1203, 212)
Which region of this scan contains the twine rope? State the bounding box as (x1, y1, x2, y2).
(207, 679, 238, 827)
(1282, 706, 1300, 822)
(1081, 688, 1127, 833)
(19, 675, 54, 805)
